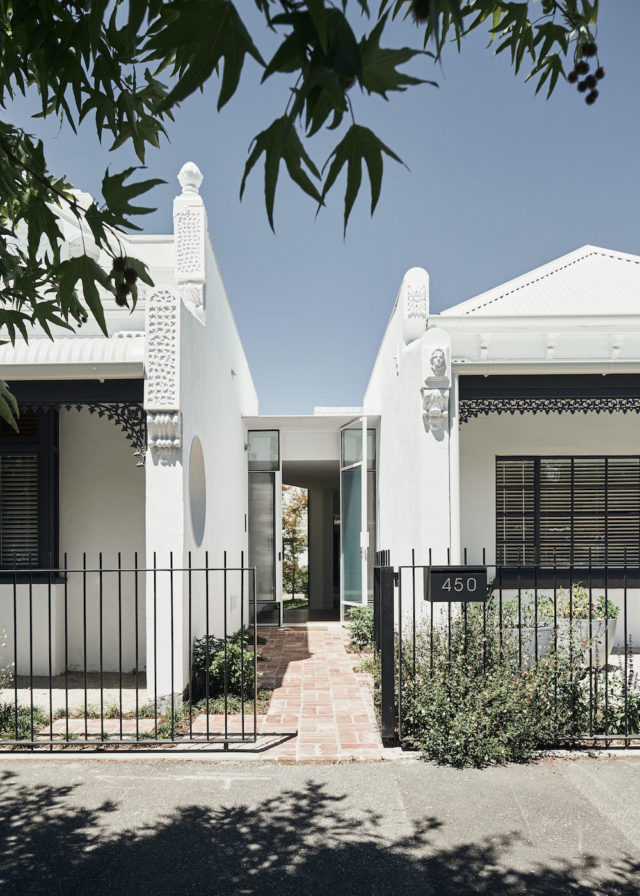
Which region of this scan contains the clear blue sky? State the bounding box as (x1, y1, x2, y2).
(14, 4, 640, 414)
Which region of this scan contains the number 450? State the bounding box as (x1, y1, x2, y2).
(442, 577, 477, 592)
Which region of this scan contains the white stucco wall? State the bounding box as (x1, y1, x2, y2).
(61, 408, 146, 672)
(460, 410, 640, 644)
(363, 269, 455, 570)
(142, 169, 259, 697)
(0, 408, 145, 676)
(179, 235, 258, 648)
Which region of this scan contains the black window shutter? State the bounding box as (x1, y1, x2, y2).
(497, 455, 640, 570)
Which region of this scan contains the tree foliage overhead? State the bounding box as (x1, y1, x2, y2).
(0, 1, 602, 422)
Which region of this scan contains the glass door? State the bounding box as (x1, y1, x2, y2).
(247, 430, 282, 625)
(340, 418, 376, 618)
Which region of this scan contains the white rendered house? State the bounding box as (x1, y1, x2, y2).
(1, 162, 640, 697)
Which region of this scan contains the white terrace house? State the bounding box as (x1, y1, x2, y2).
(1, 161, 640, 698)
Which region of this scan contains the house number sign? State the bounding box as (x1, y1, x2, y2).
(424, 566, 488, 603)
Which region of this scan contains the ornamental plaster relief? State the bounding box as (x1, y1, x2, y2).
(173, 162, 206, 312)
(174, 209, 204, 278)
(144, 289, 179, 410)
(420, 339, 451, 439)
(401, 267, 429, 345)
(406, 282, 427, 319)
(147, 412, 182, 451)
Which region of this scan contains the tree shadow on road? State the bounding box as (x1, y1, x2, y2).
(0, 768, 637, 896)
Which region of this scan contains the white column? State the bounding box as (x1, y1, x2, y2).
(144, 286, 185, 700)
(449, 371, 461, 564)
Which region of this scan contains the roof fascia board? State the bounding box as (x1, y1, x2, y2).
(453, 360, 640, 375)
(433, 314, 640, 332)
(0, 363, 144, 381)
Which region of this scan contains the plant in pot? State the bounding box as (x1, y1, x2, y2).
(538, 585, 619, 667)
(498, 595, 554, 664)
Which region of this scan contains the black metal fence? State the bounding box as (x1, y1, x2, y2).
(0, 553, 262, 751)
(374, 549, 640, 749)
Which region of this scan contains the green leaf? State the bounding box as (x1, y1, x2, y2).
(123, 256, 155, 288)
(359, 13, 436, 98)
(56, 255, 111, 335)
(146, 0, 265, 111)
(101, 167, 165, 228)
(306, 0, 328, 53)
(321, 124, 403, 234)
(0, 381, 19, 432)
(241, 117, 322, 231)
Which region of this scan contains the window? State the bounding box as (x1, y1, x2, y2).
(247, 430, 279, 472)
(496, 456, 640, 567)
(0, 410, 58, 569)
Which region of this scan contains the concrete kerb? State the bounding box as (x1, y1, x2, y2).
(0, 746, 637, 763)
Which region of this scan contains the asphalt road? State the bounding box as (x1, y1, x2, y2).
(0, 756, 639, 895)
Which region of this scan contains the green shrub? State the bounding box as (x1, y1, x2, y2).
(191, 629, 259, 701)
(347, 605, 375, 651)
(0, 703, 49, 740)
(399, 603, 583, 768)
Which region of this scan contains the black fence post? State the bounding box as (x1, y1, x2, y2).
(377, 565, 396, 746)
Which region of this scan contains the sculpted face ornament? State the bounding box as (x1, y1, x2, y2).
(421, 345, 450, 438)
(430, 348, 446, 378)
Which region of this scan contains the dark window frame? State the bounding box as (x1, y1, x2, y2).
(0, 409, 59, 576)
(496, 454, 640, 587)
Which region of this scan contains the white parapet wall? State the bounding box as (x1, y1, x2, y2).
(364, 266, 459, 571)
(143, 163, 259, 700)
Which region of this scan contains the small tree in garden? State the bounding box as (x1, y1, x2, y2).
(282, 486, 308, 600)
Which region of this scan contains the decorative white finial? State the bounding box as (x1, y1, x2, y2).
(177, 162, 203, 195)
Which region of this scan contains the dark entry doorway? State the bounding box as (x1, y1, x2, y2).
(282, 460, 340, 622)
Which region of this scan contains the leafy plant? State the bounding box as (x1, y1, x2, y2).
(399, 604, 585, 767)
(347, 605, 375, 651)
(191, 629, 260, 700)
(0, 634, 50, 741)
(536, 585, 620, 619)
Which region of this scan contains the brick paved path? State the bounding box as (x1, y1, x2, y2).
(32, 624, 384, 760)
(254, 624, 384, 761)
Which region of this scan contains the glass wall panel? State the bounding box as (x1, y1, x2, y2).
(248, 472, 276, 602)
(341, 467, 362, 603)
(248, 430, 279, 472)
(341, 429, 362, 467)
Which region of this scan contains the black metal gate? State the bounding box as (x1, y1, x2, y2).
(374, 550, 640, 749)
(0, 553, 261, 751)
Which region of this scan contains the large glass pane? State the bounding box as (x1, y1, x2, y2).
(367, 430, 376, 470)
(248, 472, 276, 602)
(341, 428, 362, 467)
(341, 427, 376, 468)
(367, 469, 376, 601)
(341, 467, 362, 602)
(248, 430, 279, 472)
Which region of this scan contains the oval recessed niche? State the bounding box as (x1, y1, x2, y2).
(189, 436, 206, 546)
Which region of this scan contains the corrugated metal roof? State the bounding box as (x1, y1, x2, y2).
(442, 246, 640, 317)
(0, 334, 144, 368)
